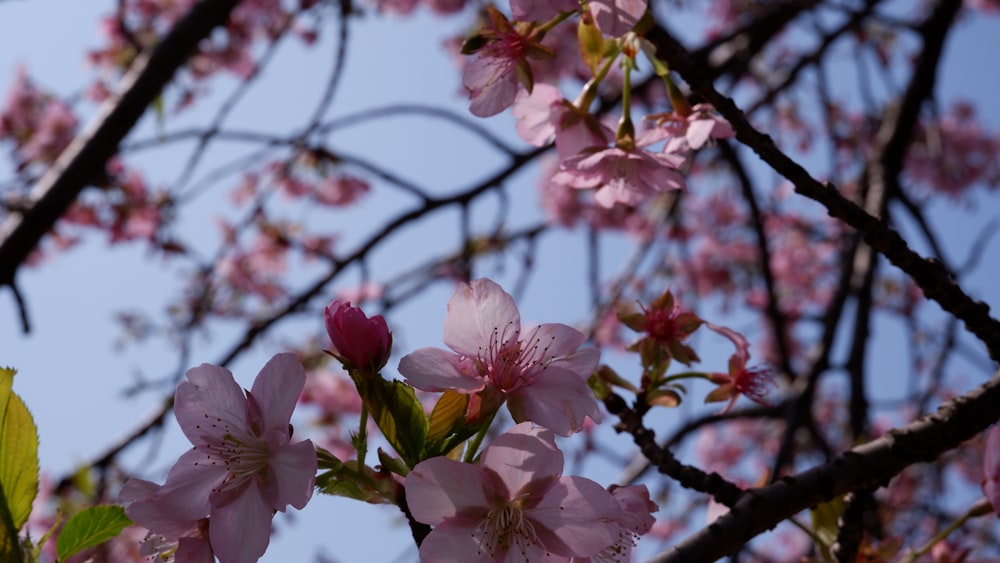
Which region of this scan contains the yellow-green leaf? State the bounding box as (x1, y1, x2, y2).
(55, 505, 132, 561)
(0, 367, 38, 532)
(427, 390, 468, 444)
(577, 10, 604, 75)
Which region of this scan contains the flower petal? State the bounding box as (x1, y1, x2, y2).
(249, 352, 305, 437)
(265, 439, 317, 511)
(443, 279, 521, 356)
(529, 476, 620, 557)
(519, 323, 586, 360)
(406, 456, 493, 525)
(210, 481, 273, 563)
(479, 422, 562, 498)
(154, 449, 226, 521)
(417, 518, 493, 562)
(398, 347, 485, 392)
(175, 364, 248, 446)
(507, 369, 602, 436)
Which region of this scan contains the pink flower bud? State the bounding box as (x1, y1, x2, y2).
(324, 300, 392, 371)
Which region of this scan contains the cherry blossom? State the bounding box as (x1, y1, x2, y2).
(512, 83, 611, 159)
(647, 103, 735, 154)
(404, 423, 621, 561)
(705, 323, 774, 412)
(398, 278, 601, 436)
(121, 353, 316, 563)
(551, 145, 686, 208)
(462, 7, 553, 117)
(324, 300, 393, 371)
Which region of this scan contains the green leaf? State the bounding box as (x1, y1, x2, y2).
(809, 495, 844, 562)
(577, 10, 604, 75)
(55, 505, 132, 561)
(0, 366, 39, 533)
(361, 378, 428, 468)
(427, 390, 468, 444)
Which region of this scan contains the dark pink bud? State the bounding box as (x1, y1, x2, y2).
(324, 300, 392, 371)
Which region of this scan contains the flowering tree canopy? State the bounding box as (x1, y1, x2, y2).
(1, 0, 1000, 561)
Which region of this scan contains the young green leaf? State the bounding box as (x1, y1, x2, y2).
(55, 505, 132, 561)
(0, 367, 39, 533)
(361, 377, 428, 468)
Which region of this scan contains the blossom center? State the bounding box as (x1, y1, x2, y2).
(192, 413, 271, 493)
(477, 499, 540, 559)
(477, 322, 556, 392)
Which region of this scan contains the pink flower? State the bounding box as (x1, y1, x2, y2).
(324, 300, 393, 371)
(463, 7, 553, 117)
(648, 103, 735, 154)
(122, 353, 316, 563)
(398, 278, 601, 436)
(705, 323, 774, 412)
(552, 145, 686, 208)
(984, 425, 1000, 513)
(512, 84, 611, 159)
(405, 422, 621, 561)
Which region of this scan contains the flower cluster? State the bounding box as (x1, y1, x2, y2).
(405, 423, 655, 562)
(456, 0, 735, 209)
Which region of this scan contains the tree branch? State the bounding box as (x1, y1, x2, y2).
(0, 0, 243, 297)
(650, 367, 1000, 562)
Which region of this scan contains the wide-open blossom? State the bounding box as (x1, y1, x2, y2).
(405, 423, 621, 561)
(705, 323, 774, 412)
(324, 300, 393, 371)
(122, 353, 316, 563)
(551, 145, 686, 208)
(398, 278, 601, 436)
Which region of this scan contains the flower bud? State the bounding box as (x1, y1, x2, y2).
(324, 300, 392, 371)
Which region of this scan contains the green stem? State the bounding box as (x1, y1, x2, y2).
(900, 498, 992, 563)
(574, 44, 622, 110)
(615, 54, 636, 146)
(356, 402, 369, 470)
(463, 410, 499, 464)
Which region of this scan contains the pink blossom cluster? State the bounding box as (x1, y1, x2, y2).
(452, 0, 735, 209)
(0, 67, 78, 171)
(87, 0, 319, 106)
(905, 101, 1000, 199)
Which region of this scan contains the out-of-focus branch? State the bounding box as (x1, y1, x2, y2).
(650, 367, 1000, 562)
(0, 0, 243, 313)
